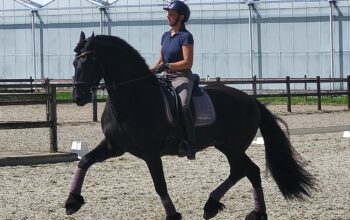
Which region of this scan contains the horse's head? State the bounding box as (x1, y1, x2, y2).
(72, 31, 102, 106)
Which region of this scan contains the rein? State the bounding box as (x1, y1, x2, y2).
(110, 74, 154, 89)
(97, 74, 154, 91)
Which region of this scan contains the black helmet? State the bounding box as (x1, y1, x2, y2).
(163, 1, 190, 23)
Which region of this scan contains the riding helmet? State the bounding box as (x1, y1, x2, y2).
(163, 1, 190, 23)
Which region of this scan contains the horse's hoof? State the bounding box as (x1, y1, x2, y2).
(65, 193, 85, 215)
(165, 212, 182, 220)
(203, 197, 226, 219)
(245, 210, 268, 220)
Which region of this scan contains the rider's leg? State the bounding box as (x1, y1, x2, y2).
(171, 73, 196, 160)
(181, 107, 196, 159)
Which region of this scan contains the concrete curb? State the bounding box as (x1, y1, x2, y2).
(0, 152, 78, 167)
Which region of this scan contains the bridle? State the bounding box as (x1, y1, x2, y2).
(73, 51, 101, 92)
(73, 50, 154, 92)
(75, 51, 93, 59)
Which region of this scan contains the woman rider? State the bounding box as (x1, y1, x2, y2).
(150, 0, 196, 160)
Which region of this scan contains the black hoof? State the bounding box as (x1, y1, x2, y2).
(203, 197, 226, 219)
(245, 210, 268, 220)
(65, 193, 85, 215)
(177, 147, 187, 158)
(166, 212, 182, 220)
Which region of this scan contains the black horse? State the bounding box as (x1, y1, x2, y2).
(65, 32, 315, 220)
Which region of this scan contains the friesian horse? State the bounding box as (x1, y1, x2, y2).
(65, 32, 315, 220)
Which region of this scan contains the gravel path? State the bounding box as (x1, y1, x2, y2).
(0, 103, 349, 220)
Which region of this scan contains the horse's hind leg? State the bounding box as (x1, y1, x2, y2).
(203, 152, 267, 220)
(243, 154, 268, 220)
(65, 138, 123, 215)
(203, 151, 244, 219)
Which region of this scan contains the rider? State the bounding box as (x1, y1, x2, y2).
(150, 0, 196, 160)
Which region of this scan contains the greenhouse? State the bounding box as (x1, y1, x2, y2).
(0, 0, 349, 81)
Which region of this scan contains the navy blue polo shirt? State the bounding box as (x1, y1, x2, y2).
(161, 27, 194, 63)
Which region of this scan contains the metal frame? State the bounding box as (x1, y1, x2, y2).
(14, 0, 55, 80)
(14, 0, 55, 10)
(1, 0, 347, 84)
(87, 0, 119, 35)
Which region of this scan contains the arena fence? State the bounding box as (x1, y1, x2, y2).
(1, 75, 349, 123)
(49, 75, 350, 117)
(202, 75, 350, 112)
(0, 79, 58, 153)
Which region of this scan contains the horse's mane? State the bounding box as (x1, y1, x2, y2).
(91, 35, 150, 73)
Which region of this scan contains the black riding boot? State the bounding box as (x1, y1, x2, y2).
(178, 108, 196, 160)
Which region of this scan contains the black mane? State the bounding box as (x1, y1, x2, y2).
(87, 35, 151, 75)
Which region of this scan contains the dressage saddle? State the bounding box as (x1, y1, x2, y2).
(158, 74, 216, 127)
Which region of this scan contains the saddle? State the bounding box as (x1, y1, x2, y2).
(158, 74, 216, 127)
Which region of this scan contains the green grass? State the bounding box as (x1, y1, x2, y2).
(257, 96, 348, 105)
(56, 91, 108, 101)
(56, 92, 72, 101)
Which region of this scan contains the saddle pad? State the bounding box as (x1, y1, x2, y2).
(160, 86, 216, 127)
(191, 90, 216, 127)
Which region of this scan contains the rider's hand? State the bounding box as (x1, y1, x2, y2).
(150, 67, 157, 73)
(155, 63, 170, 73)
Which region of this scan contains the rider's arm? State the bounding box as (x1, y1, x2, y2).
(168, 44, 193, 71)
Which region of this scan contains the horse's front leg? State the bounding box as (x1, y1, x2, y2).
(145, 156, 182, 220)
(65, 138, 122, 215)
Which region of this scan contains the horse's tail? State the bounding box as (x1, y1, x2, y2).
(257, 101, 316, 199)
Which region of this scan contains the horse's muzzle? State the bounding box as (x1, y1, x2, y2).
(73, 87, 92, 106)
(73, 96, 87, 106)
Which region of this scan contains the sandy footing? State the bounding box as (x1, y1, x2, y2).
(0, 103, 349, 219)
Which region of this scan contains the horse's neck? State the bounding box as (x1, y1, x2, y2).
(105, 75, 161, 118)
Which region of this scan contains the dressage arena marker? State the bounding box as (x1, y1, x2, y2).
(71, 141, 89, 159)
(253, 124, 350, 145)
(343, 131, 350, 138)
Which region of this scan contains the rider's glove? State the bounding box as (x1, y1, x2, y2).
(155, 63, 170, 73)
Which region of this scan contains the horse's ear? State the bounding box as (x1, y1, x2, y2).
(80, 31, 86, 42)
(74, 31, 86, 53)
(91, 32, 95, 38)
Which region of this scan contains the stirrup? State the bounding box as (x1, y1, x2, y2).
(178, 140, 196, 160)
(177, 140, 188, 157)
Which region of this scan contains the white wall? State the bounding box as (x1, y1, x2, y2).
(0, 0, 349, 87)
